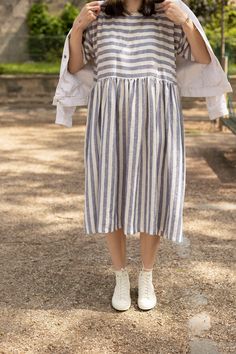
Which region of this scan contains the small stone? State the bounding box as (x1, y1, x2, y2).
(190, 292, 208, 307)
(188, 312, 211, 336)
(190, 338, 220, 354)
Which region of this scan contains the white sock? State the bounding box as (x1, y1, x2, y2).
(142, 267, 153, 272)
(141, 261, 153, 272)
(113, 266, 126, 273)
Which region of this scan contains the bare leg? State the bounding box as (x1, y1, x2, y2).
(106, 228, 127, 270)
(139, 232, 161, 270)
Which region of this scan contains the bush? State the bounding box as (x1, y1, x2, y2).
(60, 2, 79, 34)
(26, 1, 79, 62)
(189, 0, 236, 66)
(204, 4, 236, 65)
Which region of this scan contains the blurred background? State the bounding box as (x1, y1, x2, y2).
(0, 2, 235, 353)
(0, 0, 235, 70)
(0, 0, 235, 114)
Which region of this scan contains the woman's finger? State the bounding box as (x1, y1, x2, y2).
(164, 0, 175, 5)
(158, 0, 173, 7)
(87, 4, 101, 11)
(87, 1, 101, 6)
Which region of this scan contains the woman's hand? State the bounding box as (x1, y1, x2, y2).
(158, 0, 188, 25)
(72, 1, 102, 32)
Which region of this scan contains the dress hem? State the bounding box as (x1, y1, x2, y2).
(84, 226, 184, 244)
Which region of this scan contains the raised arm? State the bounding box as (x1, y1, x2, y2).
(68, 1, 101, 74)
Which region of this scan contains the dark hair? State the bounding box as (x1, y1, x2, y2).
(100, 0, 164, 17)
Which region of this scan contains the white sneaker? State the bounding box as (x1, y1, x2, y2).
(138, 269, 157, 310)
(111, 268, 131, 311)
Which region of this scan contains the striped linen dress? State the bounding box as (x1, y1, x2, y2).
(81, 8, 195, 243)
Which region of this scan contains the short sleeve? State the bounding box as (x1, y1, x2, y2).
(81, 24, 95, 65)
(174, 24, 196, 61)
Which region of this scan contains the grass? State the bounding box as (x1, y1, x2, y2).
(0, 62, 60, 75)
(0, 61, 235, 75)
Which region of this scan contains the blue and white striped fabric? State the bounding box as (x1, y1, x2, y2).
(81, 9, 195, 243)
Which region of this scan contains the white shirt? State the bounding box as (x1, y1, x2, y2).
(52, 0, 233, 128)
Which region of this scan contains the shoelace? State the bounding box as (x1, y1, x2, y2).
(141, 272, 152, 298)
(116, 272, 129, 300)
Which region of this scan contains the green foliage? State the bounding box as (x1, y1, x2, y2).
(188, 0, 218, 22)
(60, 3, 79, 33)
(189, 0, 236, 65)
(203, 3, 236, 64)
(26, 1, 79, 62)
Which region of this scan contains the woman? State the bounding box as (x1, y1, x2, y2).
(68, 0, 211, 311)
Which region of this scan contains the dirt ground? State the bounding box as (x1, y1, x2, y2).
(0, 105, 235, 354)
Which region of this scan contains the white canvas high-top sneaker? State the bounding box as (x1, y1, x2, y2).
(111, 268, 131, 311)
(138, 269, 157, 310)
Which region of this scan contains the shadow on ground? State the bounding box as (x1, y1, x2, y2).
(0, 107, 235, 353)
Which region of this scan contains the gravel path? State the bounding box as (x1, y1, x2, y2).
(0, 106, 235, 354)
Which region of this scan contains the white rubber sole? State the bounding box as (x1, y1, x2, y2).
(137, 297, 157, 310)
(111, 299, 131, 311)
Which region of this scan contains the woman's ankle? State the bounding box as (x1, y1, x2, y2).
(112, 265, 127, 272)
(142, 267, 153, 272)
(141, 261, 153, 272)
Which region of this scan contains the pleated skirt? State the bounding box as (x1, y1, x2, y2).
(83, 76, 186, 243)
